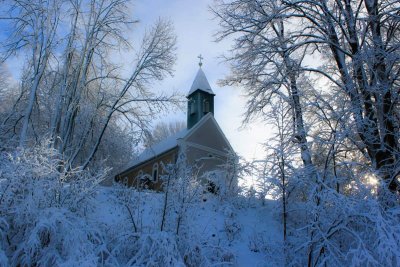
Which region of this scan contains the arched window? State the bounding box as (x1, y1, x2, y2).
(203, 99, 210, 113)
(152, 163, 159, 182)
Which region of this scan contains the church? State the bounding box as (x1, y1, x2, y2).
(115, 64, 235, 191)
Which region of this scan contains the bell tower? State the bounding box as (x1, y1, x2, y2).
(187, 57, 215, 129)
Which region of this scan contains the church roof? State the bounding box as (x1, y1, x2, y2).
(188, 68, 215, 96)
(119, 113, 234, 175)
(126, 129, 188, 169)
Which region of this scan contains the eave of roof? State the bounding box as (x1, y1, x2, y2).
(122, 129, 188, 172)
(117, 146, 179, 177)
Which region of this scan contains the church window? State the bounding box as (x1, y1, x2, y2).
(203, 99, 210, 113)
(152, 163, 159, 182)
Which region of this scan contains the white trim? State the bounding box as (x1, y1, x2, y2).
(208, 115, 235, 152)
(152, 163, 159, 182)
(185, 141, 229, 157)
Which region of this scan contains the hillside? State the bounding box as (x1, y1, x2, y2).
(91, 187, 284, 266)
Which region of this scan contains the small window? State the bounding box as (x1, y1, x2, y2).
(203, 100, 210, 113)
(152, 163, 159, 182)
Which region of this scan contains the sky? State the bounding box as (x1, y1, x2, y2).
(130, 0, 272, 162)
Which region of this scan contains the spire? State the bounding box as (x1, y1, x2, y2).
(188, 67, 215, 96)
(187, 60, 215, 129)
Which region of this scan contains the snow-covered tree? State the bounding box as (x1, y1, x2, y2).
(213, 0, 400, 265)
(159, 153, 204, 235)
(0, 0, 179, 171)
(212, 0, 315, 177)
(0, 0, 62, 147)
(0, 141, 108, 265)
(213, 0, 400, 192)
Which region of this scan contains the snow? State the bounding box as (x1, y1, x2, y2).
(125, 129, 188, 170)
(4, 144, 398, 266)
(90, 187, 283, 266)
(188, 68, 215, 96)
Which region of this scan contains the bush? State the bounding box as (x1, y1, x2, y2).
(127, 232, 184, 267)
(0, 142, 107, 265)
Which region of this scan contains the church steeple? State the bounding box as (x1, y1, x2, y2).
(187, 63, 215, 129)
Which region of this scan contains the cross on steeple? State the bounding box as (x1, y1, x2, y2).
(198, 54, 203, 67)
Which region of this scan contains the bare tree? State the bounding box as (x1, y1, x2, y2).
(144, 120, 185, 148)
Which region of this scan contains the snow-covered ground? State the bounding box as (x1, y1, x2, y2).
(91, 187, 283, 266)
(0, 146, 284, 266)
(2, 140, 399, 266)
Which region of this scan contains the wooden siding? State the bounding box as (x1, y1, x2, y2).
(186, 145, 227, 176)
(115, 147, 179, 191)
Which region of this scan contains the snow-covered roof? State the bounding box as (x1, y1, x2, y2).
(126, 129, 188, 169)
(188, 68, 215, 96)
